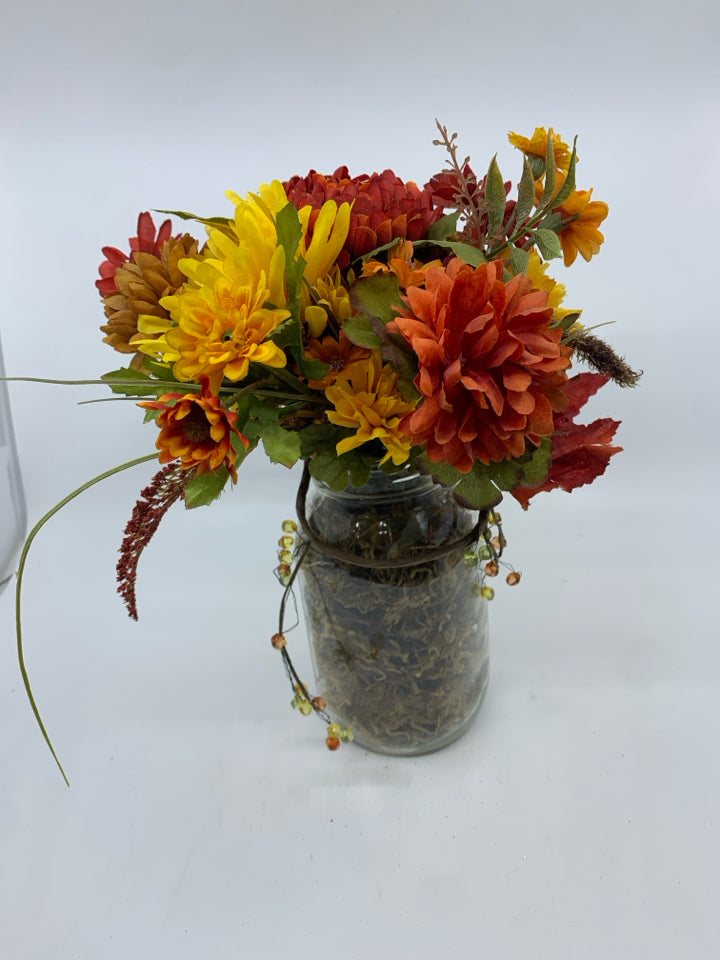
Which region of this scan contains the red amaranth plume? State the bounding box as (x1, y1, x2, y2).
(116, 463, 195, 619)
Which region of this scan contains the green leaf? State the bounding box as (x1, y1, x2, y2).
(184, 466, 231, 508)
(308, 449, 351, 489)
(416, 455, 502, 510)
(527, 154, 545, 179)
(273, 204, 322, 379)
(518, 437, 552, 488)
(298, 422, 339, 459)
(454, 463, 503, 510)
(549, 136, 578, 209)
(261, 422, 301, 467)
(538, 131, 557, 210)
(487, 458, 524, 491)
(485, 155, 507, 241)
(533, 228, 563, 260)
(143, 357, 180, 383)
(537, 211, 562, 233)
(231, 434, 258, 468)
(244, 394, 284, 430)
(508, 245, 530, 275)
(433, 241, 486, 266)
(348, 457, 373, 489)
(276, 204, 302, 265)
(360, 319, 419, 399)
(276, 203, 304, 301)
(416, 455, 461, 488)
(513, 157, 537, 231)
(551, 310, 582, 331)
(426, 211, 460, 241)
(342, 314, 383, 349)
(350, 272, 403, 325)
(154, 209, 234, 236)
(101, 368, 161, 398)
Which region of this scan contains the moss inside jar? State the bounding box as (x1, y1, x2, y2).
(298, 467, 490, 755)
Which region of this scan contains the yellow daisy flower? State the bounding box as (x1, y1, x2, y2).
(508, 127, 574, 175)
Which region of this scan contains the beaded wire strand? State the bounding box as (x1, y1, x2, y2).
(269, 463, 522, 750)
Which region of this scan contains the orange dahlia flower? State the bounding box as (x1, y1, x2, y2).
(140, 380, 248, 482)
(388, 259, 572, 473)
(284, 168, 443, 270)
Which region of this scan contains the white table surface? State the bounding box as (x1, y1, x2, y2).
(2, 0, 718, 956)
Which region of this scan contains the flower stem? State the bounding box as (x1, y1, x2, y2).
(15, 452, 159, 787)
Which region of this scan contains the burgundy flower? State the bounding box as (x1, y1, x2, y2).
(284, 167, 444, 270)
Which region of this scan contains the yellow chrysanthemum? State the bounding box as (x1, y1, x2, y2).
(135, 183, 352, 384)
(185, 181, 289, 308)
(304, 264, 354, 338)
(325, 352, 417, 466)
(508, 127, 574, 174)
(524, 250, 581, 324)
(137, 275, 289, 392)
(297, 201, 351, 337)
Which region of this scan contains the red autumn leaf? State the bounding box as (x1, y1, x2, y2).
(511, 372, 622, 509)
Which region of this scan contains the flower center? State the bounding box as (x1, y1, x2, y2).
(181, 406, 212, 444)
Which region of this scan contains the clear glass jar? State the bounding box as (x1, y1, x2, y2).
(0, 333, 27, 596)
(299, 469, 490, 755)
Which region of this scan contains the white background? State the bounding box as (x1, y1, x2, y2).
(1, 1, 719, 957)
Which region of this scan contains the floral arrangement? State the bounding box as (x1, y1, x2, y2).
(14, 123, 639, 780)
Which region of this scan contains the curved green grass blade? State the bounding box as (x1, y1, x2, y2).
(15, 453, 158, 786)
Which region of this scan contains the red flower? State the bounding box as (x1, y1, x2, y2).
(512, 373, 622, 508)
(426, 163, 480, 207)
(388, 259, 572, 473)
(283, 167, 443, 270)
(96, 212, 174, 297)
(426, 167, 518, 245)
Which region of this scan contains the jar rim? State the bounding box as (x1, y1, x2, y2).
(312, 466, 436, 503)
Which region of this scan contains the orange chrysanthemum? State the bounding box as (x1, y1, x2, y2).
(283, 168, 443, 270)
(388, 259, 572, 473)
(140, 380, 248, 482)
(304, 331, 371, 390)
(362, 240, 443, 289)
